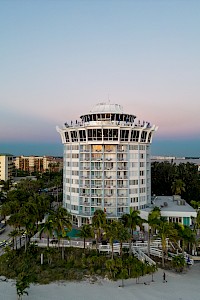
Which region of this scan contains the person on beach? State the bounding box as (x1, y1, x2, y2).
(163, 272, 167, 283)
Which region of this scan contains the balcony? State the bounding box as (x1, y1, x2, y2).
(118, 202, 125, 206)
(105, 194, 113, 197)
(106, 212, 116, 217)
(105, 176, 112, 179)
(91, 203, 102, 207)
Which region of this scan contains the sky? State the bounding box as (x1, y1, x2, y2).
(0, 0, 200, 157)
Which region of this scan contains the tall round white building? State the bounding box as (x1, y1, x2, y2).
(57, 103, 157, 227)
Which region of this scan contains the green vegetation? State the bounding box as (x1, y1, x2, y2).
(171, 255, 186, 272)
(151, 162, 200, 203)
(0, 245, 155, 285)
(0, 166, 199, 295)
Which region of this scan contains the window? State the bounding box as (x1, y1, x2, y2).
(88, 129, 103, 141)
(130, 130, 139, 142)
(120, 130, 129, 141)
(71, 131, 78, 142)
(65, 132, 70, 142)
(148, 132, 152, 143)
(141, 131, 147, 142)
(79, 130, 86, 141)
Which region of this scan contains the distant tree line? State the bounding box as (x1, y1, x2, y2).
(151, 162, 200, 204)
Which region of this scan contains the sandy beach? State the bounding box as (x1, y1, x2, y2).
(1, 262, 200, 300)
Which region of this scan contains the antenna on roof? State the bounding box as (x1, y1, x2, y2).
(108, 92, 110, 104)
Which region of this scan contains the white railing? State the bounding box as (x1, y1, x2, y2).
(30, 237, 193, 266)
(132, 246, 156, 265)
(30, 237, 93, 249)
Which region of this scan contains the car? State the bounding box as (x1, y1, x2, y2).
(5, 239, 13, 247)
(0, 240, 6, 247)
(0, 223, 6, 229)
(0, 223, 6, 234)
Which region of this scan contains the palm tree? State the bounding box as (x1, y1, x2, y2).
(116, 222, 131, 257)
(0, 180, 11, 192)
(175, 223, 196, 254)
(104, 221, 118, 259)
(147, 207, 161, 256)
(28, 193, 51, 229)
(156, 218, 178, 267)
(0, 201, 14, 224)
(16, 274, 30, 300)
(148, 263, 158, 282)
(45, 247, 55, 265)
(171, 179, 185, 196)
(172, 254, 186, 272)
(105, 259, 115, 278)
(78, 224, 93, 250)
(53, 176, 62, 205)
(92, 209, 106, 249)
(9, 229, 19, 250)
(52, 207, 72, 259)
(39, 216, 55, 248)
(121, 209, 144, 256)
(119, 268, 128, 287)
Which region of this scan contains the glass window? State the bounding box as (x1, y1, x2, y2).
(131, 130, 139, 142)
(141, 131, 147, 142)
(148, 132, 152, 143)
(65, 132, 70, 142)
(71, 131, 78, 142)
(120, 130, 129, 141)
(79, 130, 86, 141)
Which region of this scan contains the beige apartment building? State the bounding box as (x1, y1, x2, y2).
(0, 154, 14, 181)
(14, 156, 63, 173)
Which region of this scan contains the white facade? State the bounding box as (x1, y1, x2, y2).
(57, 103, 158, 226)
(0, 154, 14, 181)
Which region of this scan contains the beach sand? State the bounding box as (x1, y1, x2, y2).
(1, 263, 200, 300)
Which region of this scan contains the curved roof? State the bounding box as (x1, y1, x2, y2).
(89, 103, 124, 114)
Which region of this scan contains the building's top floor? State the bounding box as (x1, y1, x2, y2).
(62, 103, 156, 129)
(80, 103, 136, 124)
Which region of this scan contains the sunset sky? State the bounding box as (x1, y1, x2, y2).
(1, 0, 200, 156)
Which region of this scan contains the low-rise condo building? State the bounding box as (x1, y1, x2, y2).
(140, 195, 197, 229)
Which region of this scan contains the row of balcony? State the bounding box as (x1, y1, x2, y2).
(81, 185, 128, 190)
(79, 210, 128, 217)
(81, 149, 127, 153)
(79, 201, 128, 206)
(80, 193, 128, 197)
(81, 176, 128, 180)
(82, 167, 128, 170)
(80, 158, 126, 161)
